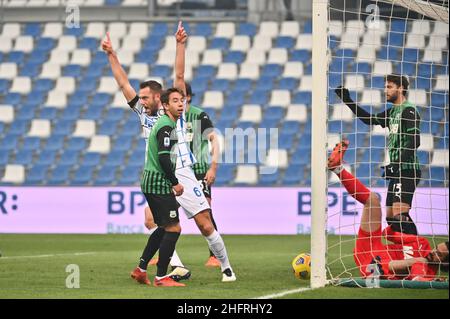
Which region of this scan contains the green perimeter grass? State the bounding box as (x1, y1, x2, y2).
(0, 234, 448, 299)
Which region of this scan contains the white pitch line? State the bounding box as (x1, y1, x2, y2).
(0, 252, 97, 260)
(254, 287, 313, 299)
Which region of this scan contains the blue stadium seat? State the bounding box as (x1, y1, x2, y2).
(66, 137, 87, 151)
(151, 65, 172, 78)
(220, 108, 239, 122)
(193, 23, 212, 37)
(329, 35, 339, 50)
(418, 63, 441, 78)
(290, 49, 311, 62)
(263, 107, 285, 122)
(72, 166, 94, 185)
(19, 62, 41, 77)
(435, 137, 448, 149)
(328, 121, 344, 133)
(303, 20, 312, 33)
(98, 120, 120, 135)
(35, 150, 57, 165)
(261, 64, 283, 78)
(417, 150, 431, 165)
(278, 133, 295, 150)
(329, 57, 352, 73)
(36, 38, 56, 52)
(390, 19, 407, 32)
(377, 46, 400, 61)
(81, 152, 102, 166)
(48, 165, 72, 185)
(430, 92, 447, 108)
(13, 150, 34, 165)
(2, 92, 22, 105)
(117, 166, 141, 185)
(283, 164, 304, 185)
(0, 150, 9, 166)
(237, 23, 257, 36)
(7, 51, 25, 65)
(415, 77, 432, 90)
(275, 36, 295, 49)
(259, 171, 279, 186)
(128, 149, 145, 167)
(24, 164, 49, 185)
(0, 79, 9, 95)
(248, 90, 269, 105)
(135, 50, 157, 64)
(209, 37, 230, 50)
(63, 64, 83, 77)
(429, 166, 447, 186)
(195, 65, 216, 78)
(291, 148, 311, 165)
(43, 135, 65, 151)
(34, 78, 54, 92)
(224, 51, 245, 63)
(59, 150, 80, 165)
(255, 77, 275, 90)
(22, 137, 41, 151)
(113, 136, 134, 151)
(60, 106, 81, 121)
(104, 150, 126, 167)
(385, 31, 405, 47)
(8, 119, 29, 135)
(64, 25, 84, 37)
(215, 164, 235, 186)
(0, 134, 19, 151)
(85, 64, 104, 78)
(79, 37, 99, 51)
(143, 35, 164, 51)
(277, 77, 298, 90)
(225, 91, 245, 106)
(25, 91, 46, 107)
(150, 22, 169, 37)
(15, 108, 35, 121)
(91, 93, 111, 107)
(39, 107, 59, 120)
(394, 62, 416, 76)
(94, 166, 117, 185)
(359, 147, 385, 164)
(52, 120, 75, 136)
(28, 50, 48, 64)
(190, 77, 208, 93)
(24, 23, 41, 37)
(403, 48, 420, 62)
(233, 78, 252, 92)
(292, 91, 312, 105)
(120, 119, 141, 136)
(351, 62, 371, 74)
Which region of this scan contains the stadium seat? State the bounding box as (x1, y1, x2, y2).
(235, 165, 258, 185)
(24, 164, 49, 185)
(1, 164, 25, 184)
(88, 135, 111, 153)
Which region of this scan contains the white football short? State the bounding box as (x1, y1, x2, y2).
(175, 166, 211, 218)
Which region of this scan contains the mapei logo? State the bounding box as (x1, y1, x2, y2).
(169, 210, 177, 218)
(0, 191, 19, 215)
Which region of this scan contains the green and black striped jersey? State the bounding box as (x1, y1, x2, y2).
(373, 101, 421, 171)
(141, 114, 178, 195)
(184, 104, 214, 175)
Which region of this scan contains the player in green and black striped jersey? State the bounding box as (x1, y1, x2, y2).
(183, 83, 223, 266)
(335, 74, 421, 235)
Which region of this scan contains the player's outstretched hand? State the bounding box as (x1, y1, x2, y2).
(173, 183, 184, 196)
(101, 32, 114, 54)
(335, 85, 353, 103)
(175, 21, 187, 44)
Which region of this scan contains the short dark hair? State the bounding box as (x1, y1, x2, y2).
(139, 80, 162, 93)
(160, 87, 184, 105)
(386, 74, 409, 96)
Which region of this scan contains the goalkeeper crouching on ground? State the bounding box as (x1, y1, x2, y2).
(328, 140, 448, 281)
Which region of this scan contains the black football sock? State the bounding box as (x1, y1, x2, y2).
(138, 227, 165, 270)
(156, 231, 180, 277)
(389, 213, 418, 235)
(209, 210, 218, 257)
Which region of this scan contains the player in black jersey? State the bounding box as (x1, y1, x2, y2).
(335, 74, 421, 235)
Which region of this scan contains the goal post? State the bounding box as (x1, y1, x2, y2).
(311, 0, 449, 288)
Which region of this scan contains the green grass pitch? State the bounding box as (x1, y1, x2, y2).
(0, 234, 447, 299)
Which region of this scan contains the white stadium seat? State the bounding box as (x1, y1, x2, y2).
(267, 48, 288, 64)
(42, 22, 63, 38)
(85, 22, 106, 39)
(0, 63, 18, 79)
(56, 35, 77, 51)
(356, 46, 376, 63)
(327, 133, 342, 150)
(14, 36, 34, 53)
(108, 22, 127, 39)
(411, 20, 430, 35)
(258, 21, 278, 38)
(298, 76, 313, 91)
(70, 49, 91, 67)
(115, 49, 134, 66)
(0, 105, 14, 123)
(112, 91, 128, 107)
(49, 50, 70, 65)
(187, 36, 207, 53)
(0, 37, 12, 53)
(344, 74, 365, 92)
(98, 77, 119, 94)
(235, 165, 258, 185)
(129, 63, 149, 79)
(40, 63, 61, 79)
(422, 49, 442, 63)
(434, 75, 448, 91)
(156, 49, 176, 66)
(1, 23, 21, 38)
(230, 35, 251, 51)
(185, 50, 200, 67)
(330, 103, 354, 122)
(10, 76, 31, 94)
(345, 20, 365, 37)
(373, 61, 392, 75)
(264, 149, 288, 168)
(215, 22, 235, 38)
(217, 63, 238, 80)
(418, 134, 434, 152)
(269, 90, 291, 107)
(430, 150, 449, 167)
(240, 104, 262, 123)
(28, 119, 51, 138)
(295, 34, 313, 50)
(328, 20, 343, 37)
(339, 32, 360, 50)
(371, 125, 389, 136)
(360, 89, 382, 106)
(201, 49, 222, 66)
(88, 135, 111, 154)
(285, 104, 307, 122)
(202, 91, 224, 109)
(121, 36, 142, 53)
(129, 22, 149, 39)
(408, 89, 427, 106)
(55, 77, 76, 94)
(45, 90, 67, 108)
(432, 21, 449, 36)
(282, 62, 303, 78)
(280, 21, 300, 37)
(244, 49, 266, 65)
(74, 120, 96, 137)
(252, 35, 272, 52)
(405, 34, 426, 49)
(426, 35, 447, 50)
(1, 164, 25, 184)
(238, 63, 260, 80)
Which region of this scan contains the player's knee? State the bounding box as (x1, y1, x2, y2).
(165, 222, 181, 233)
(368, 192, 381, 207)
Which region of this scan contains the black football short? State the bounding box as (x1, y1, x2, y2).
(195, 173, 212, 199)
(144, 193, 179, 227)
(386, 169, 421, 207)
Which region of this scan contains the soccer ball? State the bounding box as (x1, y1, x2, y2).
(292, 253, 311, 279)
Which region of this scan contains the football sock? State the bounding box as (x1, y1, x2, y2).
(336, 168, 370, 205)
(170, 250, 184, 268)
(204, 230, 231, 271)
(138, 227, 165, 270)
(147, 226, 158, 236)
(156, 231, 180, 277)
(208, 210, 218, 257)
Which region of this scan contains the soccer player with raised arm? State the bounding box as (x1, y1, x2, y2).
(173, 22, 236, 281)
(335, 75, 421, 235)
(102, 32, 190, 284)
(182, 83, 222, 267)
(328, 140, 448, 281)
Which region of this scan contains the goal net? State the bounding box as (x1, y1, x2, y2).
(320, 0, 449, 286)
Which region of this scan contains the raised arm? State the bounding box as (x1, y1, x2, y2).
(335, 86, 387, 127)
(102, 32, 136, 103)
(174, 21, 187, 96)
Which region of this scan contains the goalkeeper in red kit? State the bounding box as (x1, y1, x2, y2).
(328, 140, 449, 281)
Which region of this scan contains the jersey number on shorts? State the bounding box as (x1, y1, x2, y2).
(193, 187, 202, 197)
(394, 183, 402, 199)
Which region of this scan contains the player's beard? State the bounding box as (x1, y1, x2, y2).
(387, 92, 398, 103)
